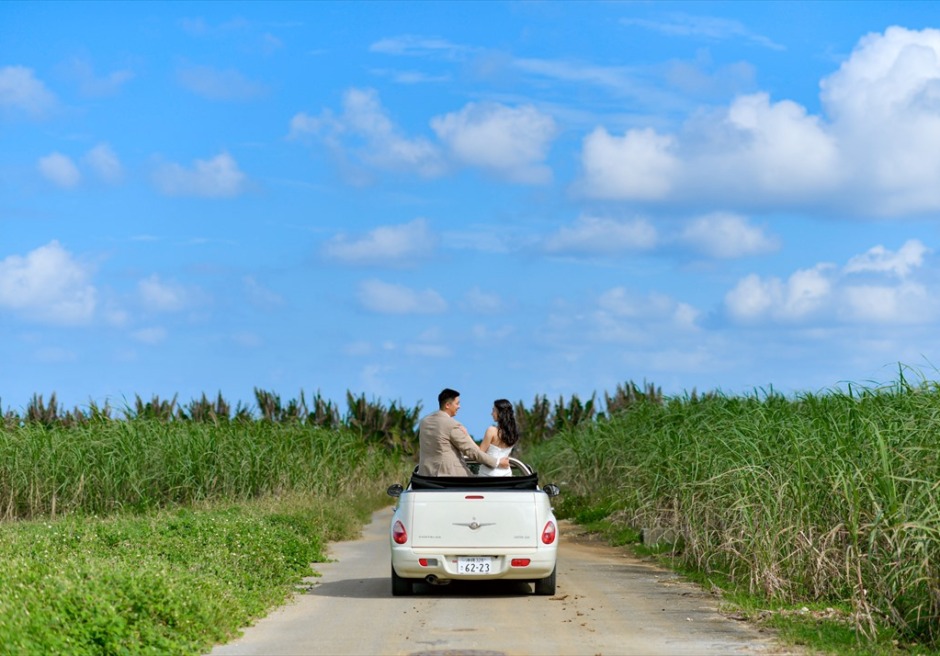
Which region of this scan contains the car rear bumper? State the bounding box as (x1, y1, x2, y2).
(391, 545, 557, 581)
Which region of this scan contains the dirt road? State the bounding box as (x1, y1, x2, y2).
(209, 508, 800, 656)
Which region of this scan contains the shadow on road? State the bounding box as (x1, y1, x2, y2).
(310, 576, 535, 599)
(307, 576, 388, 599)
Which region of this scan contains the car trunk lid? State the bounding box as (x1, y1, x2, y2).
(409, 491, 538, 549)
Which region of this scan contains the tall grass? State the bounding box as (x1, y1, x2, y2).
(0, 407, 414, 654)
(0, 420, 398, 519)
(531, 378, 940, 645)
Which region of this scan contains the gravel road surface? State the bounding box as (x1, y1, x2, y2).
(209, 508, 801, 656)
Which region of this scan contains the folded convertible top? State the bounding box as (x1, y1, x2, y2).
(409, 470, 540, 491)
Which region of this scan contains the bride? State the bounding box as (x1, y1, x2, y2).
(477, 399, 519, 477)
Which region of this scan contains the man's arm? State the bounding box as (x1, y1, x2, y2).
(449, 427, 508, 469)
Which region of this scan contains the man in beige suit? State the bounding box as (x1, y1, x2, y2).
(417, 388, 510, 476)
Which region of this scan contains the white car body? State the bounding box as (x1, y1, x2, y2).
(387, 460, 560, 596)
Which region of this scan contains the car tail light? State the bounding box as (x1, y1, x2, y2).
(392, 520, 408, 544)
(541, 520, 556, 545)
(510, 558, 531, 567)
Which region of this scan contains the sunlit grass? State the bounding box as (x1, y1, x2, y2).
(0, 489, 398, 655)
(0, 420, 397, 519)
(531, 378, 940, 648)
(0, 418, 414, 653)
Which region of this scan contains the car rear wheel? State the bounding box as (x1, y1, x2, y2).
(533, 566, 556, 595)
(391, 564, 413, 596)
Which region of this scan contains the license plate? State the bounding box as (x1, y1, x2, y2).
(457, 557, 493, 574)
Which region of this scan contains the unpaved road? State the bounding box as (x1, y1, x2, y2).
(209, 508, 800, 656)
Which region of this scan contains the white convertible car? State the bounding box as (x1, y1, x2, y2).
(386, 459, 561, 596)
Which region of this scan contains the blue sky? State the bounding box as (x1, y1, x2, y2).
(3, 1, 940, 433)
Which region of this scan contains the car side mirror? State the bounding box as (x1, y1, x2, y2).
(543, 483, 560, 498)
(386, 483, 404, 498)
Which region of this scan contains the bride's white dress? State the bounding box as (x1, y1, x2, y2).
(478, 444, 513, 477)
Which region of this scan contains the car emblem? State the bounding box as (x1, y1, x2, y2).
(453, 519, 495, 530)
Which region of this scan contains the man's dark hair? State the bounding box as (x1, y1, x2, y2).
(438, 388, 459, 409)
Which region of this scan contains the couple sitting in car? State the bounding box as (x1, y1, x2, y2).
(417, 388, 518, 477)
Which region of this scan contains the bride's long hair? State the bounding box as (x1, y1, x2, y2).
(494, 399, 519, 446)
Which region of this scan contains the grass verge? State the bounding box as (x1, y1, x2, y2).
(557, 495, 939, 656)
(0, 490, 390, 655)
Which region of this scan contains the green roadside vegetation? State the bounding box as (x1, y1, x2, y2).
(3, 375, 940, 655)
(0, 407, 413, 655)
(525, 375, 940, 656)
(0, 491, 394, 655)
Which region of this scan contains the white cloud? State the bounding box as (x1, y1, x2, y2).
(844, 239, 929, 278)
(177, 64, 267, 101)
(725, 273, 776, 320)
(782, 266, 835, 319)
(37, 145, 123, 188)
(841, 282, 933, 324)
(673, 302, 700, 330)
(369, 35, 472, 60)
(0, 65, 56, 117)
(84, 143, 123, 183)
(137, 275, 188, 312)
(589, 287, 700, 343)
(290, 88, 445, 178)
(288, 111, 328, 138)
(542, 215, 657, 255)
(576, 127, 679, 200)
(357, 279, 447, 314)
(679, 212, 779, 258)
(373, 69, 451, 84)
(37, 152, 81, 188)
(324, 218, 436, 266)
(65, 57, 134, 96)
(152, 152, 247, 197)
(725, 240, 937, 326)
(293, 91, 557, 184)
(431, 103, 557, 184)
(598, 287, 693, 320)
(0, 241, 97, 324)
(702, 93, 841, 196)
(725, 265, 834, 323)
(820, 27, 940, 214)
(581, 92, 839, 204)
(621, 14, 784, 50)
(573, 28, 940, 217)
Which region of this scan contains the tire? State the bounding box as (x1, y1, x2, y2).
(533, 566, 556, 596)
(391, 564, 413, 596)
